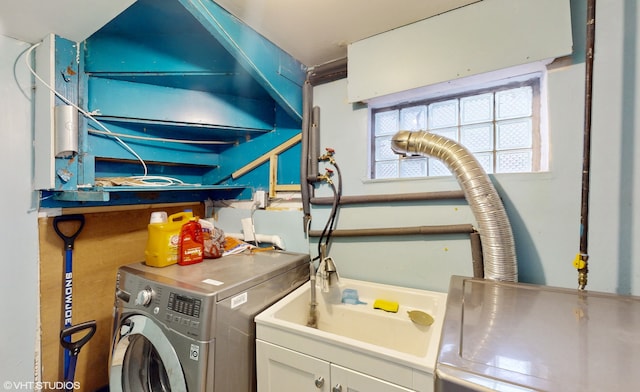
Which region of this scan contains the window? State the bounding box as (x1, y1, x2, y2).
(370, 76, 542, 179)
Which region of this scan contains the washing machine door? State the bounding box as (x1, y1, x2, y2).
(110, 315, 188, 392)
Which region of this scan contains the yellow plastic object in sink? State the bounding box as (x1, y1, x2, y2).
(373, 299, 399, 313)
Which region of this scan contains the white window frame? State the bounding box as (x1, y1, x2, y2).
(367, 62, 550, 180)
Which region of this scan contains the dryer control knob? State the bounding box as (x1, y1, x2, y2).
(135, 288, 153, 307)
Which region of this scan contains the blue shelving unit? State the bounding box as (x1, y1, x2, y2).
(40, 0, 305, 208)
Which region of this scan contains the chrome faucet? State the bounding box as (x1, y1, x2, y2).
(317, 243, 339, 292)
(318, 256, 339, 292)
(307, 245, 341, 328)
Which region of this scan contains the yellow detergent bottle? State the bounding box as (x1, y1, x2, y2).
(145, 211, 193, 267)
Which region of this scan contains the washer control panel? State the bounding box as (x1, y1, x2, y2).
(116, 268, 215, 340)
(167, 292, 201, 318)
(164, 292, 205, 337)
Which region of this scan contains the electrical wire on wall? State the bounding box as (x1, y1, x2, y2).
(87, 128, 234, 145)
(25, 42, 233, 188)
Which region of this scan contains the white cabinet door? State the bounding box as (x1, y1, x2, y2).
(257, 340, 331, 392)
(330, 364, 414, 392)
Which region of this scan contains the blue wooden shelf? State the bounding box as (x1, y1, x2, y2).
(42, 0, 305, 208)
(41, 185, 250, 208)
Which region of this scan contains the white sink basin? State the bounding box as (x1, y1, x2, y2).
(256, 278, 447, 373)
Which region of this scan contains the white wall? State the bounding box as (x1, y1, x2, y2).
(0, 35, 39, 382)
(305, 0, 640, 295)
(348, 0, 573, 102)
(215, 205, 309, 254)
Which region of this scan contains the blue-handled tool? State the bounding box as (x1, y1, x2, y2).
(60, 320, 96, 391)
(53, 214, 85, 382)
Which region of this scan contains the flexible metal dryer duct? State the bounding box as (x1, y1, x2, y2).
(391, 130, 517, 282)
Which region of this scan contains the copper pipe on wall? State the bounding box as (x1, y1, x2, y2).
(308, 224, 484, 279)
(470, 232, 484, 279)
(308, 224, 475, 237)
(301, 57, 348, 230)
(577, 0, 596, 290)
(307, 57, 348, 86)
(309, 106, 321, 181)
(310, 190, 465, 205)
(300, 79, 313, 231)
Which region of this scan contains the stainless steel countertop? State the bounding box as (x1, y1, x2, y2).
(436, 276, 640, 391)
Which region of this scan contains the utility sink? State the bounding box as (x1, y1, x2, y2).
(255, 278, 447, 386)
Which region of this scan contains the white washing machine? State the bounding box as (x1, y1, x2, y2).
(109, 251, 309, 392)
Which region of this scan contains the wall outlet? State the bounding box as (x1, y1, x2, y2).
(241, 217, 255, 241)
(253, 190, 267, 209)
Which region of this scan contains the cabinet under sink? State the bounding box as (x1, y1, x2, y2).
(255, 278, 447, 392)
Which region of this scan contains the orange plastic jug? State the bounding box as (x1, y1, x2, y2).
(144, 211, 193, 267)
(177, 218, 204, 266)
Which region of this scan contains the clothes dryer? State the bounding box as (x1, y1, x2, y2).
(435, 276, 640, 391)
(109, 251, 309, 392)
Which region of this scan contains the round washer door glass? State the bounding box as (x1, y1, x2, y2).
(110, 315, 187, 392)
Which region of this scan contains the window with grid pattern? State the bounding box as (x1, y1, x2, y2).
(371, 77, 541, 179)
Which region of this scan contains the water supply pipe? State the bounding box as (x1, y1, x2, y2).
(391, 131, 517, 282)
(470, 232, 485, 279)
(300, 76, 319, 328)
(309, 107, 321, 180)
(301, 65, 332, 233)
(308, 224, 475, 237)
(300, 79, 313, 232)
(225, 233, 285, 250)
(307, 57, 348, 86)
(310, 190, 465, 205)
(307, 224, 485, 279)
(574, 0, 597, 290)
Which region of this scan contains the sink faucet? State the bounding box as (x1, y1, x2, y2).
(317, 243, 339, 292)
(307, 245, 341, 328)
(318, 256, 339, 292)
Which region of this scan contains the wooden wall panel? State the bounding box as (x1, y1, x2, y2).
(38, 203, 203, 391)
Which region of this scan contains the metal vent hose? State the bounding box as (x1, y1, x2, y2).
(391, 130, 517, 282)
